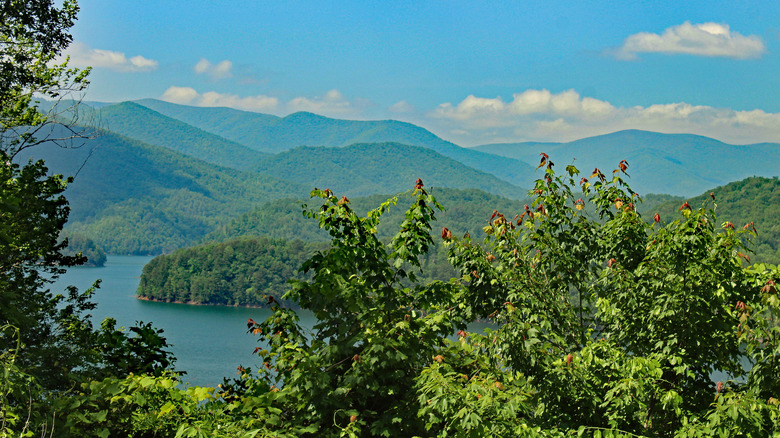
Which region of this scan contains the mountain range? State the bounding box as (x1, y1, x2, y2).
(16, 99, 778, 255)
(475, 130, 780, 196)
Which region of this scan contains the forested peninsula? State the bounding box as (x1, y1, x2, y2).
(137, 237, 320, 306)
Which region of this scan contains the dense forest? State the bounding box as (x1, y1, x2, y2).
(137, 237, 320, 306)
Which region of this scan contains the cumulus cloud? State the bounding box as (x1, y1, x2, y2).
(286, 89, 365, 116)
(161, 86, 279, 112)
(194, 58, 233, 80)
(434, 89, 615, 125)
(388, 100, 415, 114)
(430, 89, 780, 145)
(611, 22, 765, 60)
(62, 42, 158, 72)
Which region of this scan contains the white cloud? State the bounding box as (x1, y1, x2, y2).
(62, 42, 158, 72)
(286, 89, 363, 116)
(611, 22, 765, 60)
(434, 89, 616, 127)
(161, 86, 199, 104)
(388, 100, 415, 114)
(159, 87, 374, 118)
(194, 58, 233, 80)
(430, 89, 780, 146)
(160, 86, 279, 112)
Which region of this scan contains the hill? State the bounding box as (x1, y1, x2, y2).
(250, 142, 524, 199)
(474, 130, 780, 196)
(205, 187, 529, 244)
(96, 102, 267, 171)
(136, 99, 537, 188)
(15, 127, 307, 254)
(648, 176, 779, 263)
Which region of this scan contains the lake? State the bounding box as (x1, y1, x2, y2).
(50, 255, 315, 387)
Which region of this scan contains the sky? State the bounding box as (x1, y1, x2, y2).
(63, 0, 780, 147)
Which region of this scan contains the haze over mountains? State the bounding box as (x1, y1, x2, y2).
(475, 130, 780, 197)
(17, 99, 780, 255)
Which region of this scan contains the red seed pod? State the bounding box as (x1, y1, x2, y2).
(607, 258, 616, 268)
(441, 227, 452, 240)
(716, 381, 723, 393)
(654, 213, 660, 223)
(415, 178, 424, 189)
(565, 354, 573, 366)
(679, 202, 691, 211)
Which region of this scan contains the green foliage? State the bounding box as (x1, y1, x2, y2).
(235, 160, 780, 436)
(137, 237, 320, 306)
(60, 232, 107, 266)
(1, 5, 177, 436)
(0, 0, 89, 157)
(650, 176, 780, 264)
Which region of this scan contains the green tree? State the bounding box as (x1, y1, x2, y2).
(0, 0, 174, 412)
(1, 0, 90, 157)
(237, 161, 780, 437)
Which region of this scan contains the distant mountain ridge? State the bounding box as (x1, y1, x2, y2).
(135, 99, 538, 188)
(96, 102, 268, 171)
(474, 130, 780, 196)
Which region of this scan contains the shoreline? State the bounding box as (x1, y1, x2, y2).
(134, 295, 300, 310)
(135, 295, 274, 309)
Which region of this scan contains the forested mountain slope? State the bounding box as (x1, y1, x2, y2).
(96, 102, 268, 171)
(15, 128, 307, 254)
(250, 142, 524, 199)
(474, 130, 780, 196)
(136, 99, 538, 188)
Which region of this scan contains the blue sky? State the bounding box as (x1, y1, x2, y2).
(64, 0, 780, 146)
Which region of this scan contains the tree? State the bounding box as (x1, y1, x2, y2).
(236, 161, 780, 437)
(0, 0, 173, 400)
(1, 0, 91, 158)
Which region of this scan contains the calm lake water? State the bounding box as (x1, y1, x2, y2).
(51, 255, 315, 387)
